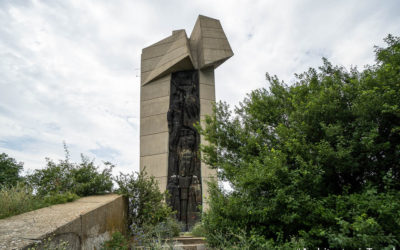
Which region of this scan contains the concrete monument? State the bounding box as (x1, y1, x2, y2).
(140, 15, 233, 230)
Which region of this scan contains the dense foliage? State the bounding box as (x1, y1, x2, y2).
(1, 150, 180, 249)
(115, 169, 180, 244)
(0, 153, 24, 187)
(0, 146, 113, 219)
(0, 146, 179, 249)
(27, 151, 114, 197)
(199, 35, 400, 249)
(101, 231, 130, 250)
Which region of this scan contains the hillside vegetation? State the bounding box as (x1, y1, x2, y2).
(198, 35, 400, 249)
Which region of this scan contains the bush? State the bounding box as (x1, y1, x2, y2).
(0, 153, 24, 187)
(199, 35, 400, 248)
(27, 149, 114, 197)
(191, 222, 206, 237)
(70, 158, 114, 196)
(0, 145, 113, 219)
(141, 217, 182, 241)
(42, 192, 79, 205)
(115, 169, 180, 247)
(101, 231, 129, 250)
(115, 170, 174, 230)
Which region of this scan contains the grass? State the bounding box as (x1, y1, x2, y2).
(190, 222, 206, 237)
(0, 183, 79, 219)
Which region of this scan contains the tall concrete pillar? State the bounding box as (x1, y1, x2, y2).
(140, 15, 233, 230)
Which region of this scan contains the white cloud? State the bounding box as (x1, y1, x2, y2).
(0, 0, 399, 175)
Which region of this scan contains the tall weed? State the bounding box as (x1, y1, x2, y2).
(0, 183, 39, 219)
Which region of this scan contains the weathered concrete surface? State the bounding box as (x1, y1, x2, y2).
(0, 194, 127, 250)
(140, 15, 231, 212)
(141, 30, 193, 85)
(189, 15, 233, 69)
(140, 153, 168, 193)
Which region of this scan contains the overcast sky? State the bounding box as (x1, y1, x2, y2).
(1, 0, 399, 175)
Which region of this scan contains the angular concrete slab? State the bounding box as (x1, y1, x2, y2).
(190, 15, 233, 69)
(141, 30, 194, 85)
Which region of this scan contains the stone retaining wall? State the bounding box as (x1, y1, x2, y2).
(0, 194, 127, 250)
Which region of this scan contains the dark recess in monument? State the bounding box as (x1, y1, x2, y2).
(167, 70, 202, 231)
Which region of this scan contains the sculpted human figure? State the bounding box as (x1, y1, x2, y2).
(167, 87, 183, 148)
(166, 175, 180, 217)
(179, 175, 191, 230)
(183, 82, 199, 127)
(177, 129, 196, 176)
(187, 175, 202, 228)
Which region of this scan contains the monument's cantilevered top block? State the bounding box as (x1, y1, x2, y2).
(141, 15, 233, 86)
(141, 30, 194, 86)
(189, 15, 233, 69)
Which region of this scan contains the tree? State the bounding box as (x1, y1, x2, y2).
(26, 147, 114, 197)
(0, 153, 24, 187)
(198, 35, 400, 249)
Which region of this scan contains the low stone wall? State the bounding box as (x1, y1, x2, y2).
(0, 194, 127, 250)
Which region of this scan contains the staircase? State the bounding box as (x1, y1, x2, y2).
(171, 236, 207, 250)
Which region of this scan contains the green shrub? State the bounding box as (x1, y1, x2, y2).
(42, 192, 79, 205)
(115, 170, 174, 231)
(191, 222, 206, 237)
(200, 228, 306, 250)
(0, 145, 114, 219)
(0, 183, 41, 219)
(101, 231, 129, 250)
(115, 169, 180, 247)
(70, 158, 114, 196)
(27, 150, 114, 197)
(141, 217, 182, 241)
(199, 35, 400, 248)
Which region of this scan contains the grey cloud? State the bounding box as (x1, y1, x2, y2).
(0, 136, 42, 151)
(0, 0, 399, 174)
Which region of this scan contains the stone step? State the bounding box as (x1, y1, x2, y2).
(173, 236, 206, 245)
(173, 244, 206, 250)
(132, 237, 207, 249)
(134, 244, 206, 250)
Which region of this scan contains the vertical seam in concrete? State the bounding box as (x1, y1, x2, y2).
(80, 214, 83, 245)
